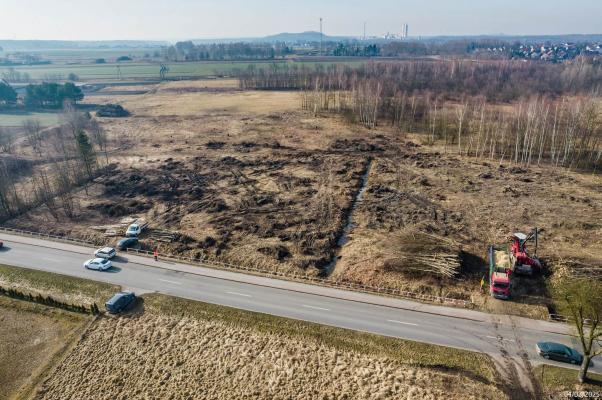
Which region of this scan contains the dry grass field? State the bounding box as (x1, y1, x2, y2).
(0, 297, 90, 400)
(6, 79, 602, 316)
(330, 143, 602, 316)
(35, 294, 507, 400)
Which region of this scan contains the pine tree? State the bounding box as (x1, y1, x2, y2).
(75, 129, 97, 182)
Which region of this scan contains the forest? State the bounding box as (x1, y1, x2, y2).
(238, 60, 602, 171)
(165, 41, 293, 61)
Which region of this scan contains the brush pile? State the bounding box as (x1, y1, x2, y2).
(380, 231, 461, 278)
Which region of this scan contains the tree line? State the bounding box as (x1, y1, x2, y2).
(237, 60, 602, 101)
(0, 81, 83, 109)
(165, 41, 293, 61)
(237, 60, 602, 171)
(0, 80, 17, 105)
(0, 105, 108, 221)
(0, 285, 101, 315)
(24, 82, 83, 108)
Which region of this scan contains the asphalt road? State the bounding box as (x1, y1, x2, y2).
(0, 233, 599, 375)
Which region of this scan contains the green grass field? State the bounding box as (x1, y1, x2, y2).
(1, 60, 362, 82)
(23, 48, 161, 63)
(0, 110, 60, 127)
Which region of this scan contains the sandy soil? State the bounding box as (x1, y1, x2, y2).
(35, 310, 507, 400)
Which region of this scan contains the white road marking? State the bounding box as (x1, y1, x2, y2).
(302, 304, 330, 311)
(227, 291, 252, 298)
(387, 320, 419, 326)
(158, 279, 182, 285)
(486, 335, 515, 342)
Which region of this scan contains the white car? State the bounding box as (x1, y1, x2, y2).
(126, 223, 142, 237)
(84, 258, 112, 271)
(94, 247, 116, 259)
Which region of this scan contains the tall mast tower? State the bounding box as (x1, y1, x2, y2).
(320, 17, 323, 55)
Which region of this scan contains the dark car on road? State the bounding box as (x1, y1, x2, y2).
(105, 291, 136, 314)
(117, 237, 138, 251)
(536, 342, 583, 365)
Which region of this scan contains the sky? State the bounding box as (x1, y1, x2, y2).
(1, 0, 601, 41)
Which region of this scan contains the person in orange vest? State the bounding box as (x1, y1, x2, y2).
(153, 248, 158, 261)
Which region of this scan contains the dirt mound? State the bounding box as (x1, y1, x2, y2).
(96, 104, 130, 118)
(329, 138, 384, 152)
(88, 200, 151, 217)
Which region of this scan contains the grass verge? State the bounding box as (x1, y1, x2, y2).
(534, 364, 602, 396)
(0, 264, 120, 306)
(142, 293, 500, 385)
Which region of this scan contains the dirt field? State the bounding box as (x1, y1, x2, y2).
(11, 81, 390, 274)
(35, 294, 507, 400)
(0, 297, 89, 400)
(6, 79, 602, 315)
(330, 142, 602, 315)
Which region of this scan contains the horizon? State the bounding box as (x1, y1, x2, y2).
(1, 0, 601, 41)
(1, 31, 602, 44)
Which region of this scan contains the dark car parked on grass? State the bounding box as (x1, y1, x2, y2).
(117, 237, 138, 251)
(536, 342, 584, 365)
(105, 291, 136, 314)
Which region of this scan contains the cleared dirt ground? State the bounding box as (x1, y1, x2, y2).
(12, 80, 391, 274)
(0, 297, 89, 400)
(7, 79, 602, 315)
(331, 144, 602, 316)
(35, 295, 507, 400)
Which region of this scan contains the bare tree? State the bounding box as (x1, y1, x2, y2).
(22, 119, 43, 157)
(61, 103, 89, 140)
(0, 127, 14, 154)
(88, 118, 109, 164)
(554, 278, 602, 383)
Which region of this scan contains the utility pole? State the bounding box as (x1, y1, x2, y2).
(363, 21, 366, 41)
(320, 17, 323, 56)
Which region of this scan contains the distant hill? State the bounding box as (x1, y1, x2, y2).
(191, 31, 355, 45)
(262, 31, 352, 43)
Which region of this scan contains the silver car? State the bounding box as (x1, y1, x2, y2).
(84, 258, 112, 271)
(94, 247, 116, 259)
